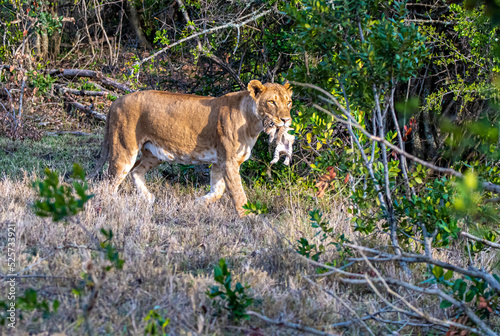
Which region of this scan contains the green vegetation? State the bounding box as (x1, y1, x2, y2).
(206, 258, 254, 321)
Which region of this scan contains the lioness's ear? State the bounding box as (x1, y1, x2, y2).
(283, 81, 293, 96)
(248, 80, 267, 99)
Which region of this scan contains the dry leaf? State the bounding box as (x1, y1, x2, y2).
(316, 166, 336, 198)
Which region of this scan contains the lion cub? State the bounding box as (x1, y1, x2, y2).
(270, 123, 294, 166)
(264, 118, 295, 166)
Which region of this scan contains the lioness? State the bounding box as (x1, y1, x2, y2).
(89, 80, 293, 217)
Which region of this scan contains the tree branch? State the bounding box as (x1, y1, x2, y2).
(289, 81, 500, 194)
(461, 231, 500, 249)
(132, 8, 273, 70)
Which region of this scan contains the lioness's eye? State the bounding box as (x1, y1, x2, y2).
(288, 101, 292, 106)
(268, 101, 276, 105)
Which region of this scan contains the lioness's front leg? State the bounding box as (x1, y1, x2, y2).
(223, 160, 248, 217)
(197, 164, 226, 204)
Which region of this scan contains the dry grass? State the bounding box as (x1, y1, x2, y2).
(0, 136, 464, 336)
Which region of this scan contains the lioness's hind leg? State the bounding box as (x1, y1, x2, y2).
(108, 151, 138, 193)
(197, 164, 226, 204)
(130, 148, 162, 203)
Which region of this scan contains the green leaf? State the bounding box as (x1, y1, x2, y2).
(465, 290, 476, 302)
(440, 300, 453, 309)
(432, 266, 444, 279)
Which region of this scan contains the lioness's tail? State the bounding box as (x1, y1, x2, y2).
(88, 117, 110, 180)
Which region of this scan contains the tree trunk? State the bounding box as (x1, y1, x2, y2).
(41, 28, 49, 59)
(52, 30, 61, 58)
(127, 0, 150, 49)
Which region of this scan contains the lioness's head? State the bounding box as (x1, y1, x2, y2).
(248, 80, 293, 127)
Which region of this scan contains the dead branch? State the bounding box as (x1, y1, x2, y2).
(344, 244, 500, 295)
(461, 231, 500, 249)
(0, 64, 22, 72)
(247, 311, 338, 336)
(47, 68, 135, 94)
(63, 93, 107, 122)
(330, 310, 447, 332)
(46, 131, 93, 136)
(358, 244, 496, 336)
(55, 84, 110, 97)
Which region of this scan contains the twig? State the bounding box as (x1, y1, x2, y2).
(405, 19, 453, 25)
(389, 84, 414, 197)
(17, 77, 25, 132)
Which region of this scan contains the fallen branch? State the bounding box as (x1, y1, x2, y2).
(63, 93, 107, 122)
(303, 275, 375, 336)
(55, 84, 110, 97)
(330, 310, 447, 332)
(46, 131, 93, 137)
(47, 69, 135, 94)
(247, 311, 338, 336)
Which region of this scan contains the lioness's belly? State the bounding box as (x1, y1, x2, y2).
(144, 142, 218, 164)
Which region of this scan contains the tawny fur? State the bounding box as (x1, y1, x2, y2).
(89, 80, 293, 217)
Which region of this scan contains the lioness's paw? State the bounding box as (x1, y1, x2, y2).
(195, 196, 208, 205)
(139, 191, 155, 205)
(238, 209, 257, 219)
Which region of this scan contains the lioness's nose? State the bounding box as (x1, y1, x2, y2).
(281, 118, 290, 123)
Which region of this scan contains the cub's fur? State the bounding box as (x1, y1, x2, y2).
(270, 122, 294, 166)
(89, 80, 293, 217)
